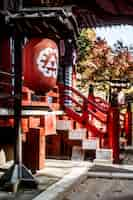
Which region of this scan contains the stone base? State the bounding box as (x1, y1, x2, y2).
(82, 138, 99, 150)
(69, 128, 86, 140)
(96, 149, 113, 160)
(93, 159, 113, 164)
(71, 146, 85, 161)
(56, 120, 72, 130)
(94, 149, 113, 164)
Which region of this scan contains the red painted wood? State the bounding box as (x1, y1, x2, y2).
(125, 105, 132, 145)
(107, 107, 120, 163)
(23, 127, 45, 172)
(40, 114, 56, 136)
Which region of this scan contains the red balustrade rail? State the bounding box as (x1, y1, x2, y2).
(94, 96, 126, 131)
(58, 83, 132, 163)
(94, 96, 109, 110)
(58, 83, 109, 137)
(58, 83, 127, 138)
(59, 83, 108, 113)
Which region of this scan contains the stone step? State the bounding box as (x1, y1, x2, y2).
(82, 138, 99, 150)
(56, 119, 72, 131)
(93, 159, 113, 164)
(96, 149, 113, 160)
(93, 149, 113, 164)
(69, 128, 87, 140)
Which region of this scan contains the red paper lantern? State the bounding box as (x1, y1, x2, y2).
(23, 38, 59, 93)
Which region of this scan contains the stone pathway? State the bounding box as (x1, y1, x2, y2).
(0, 172, 60, 200)
(63, 178, 133, 200)
(0, 160, 92, 200)
(0, 153, 133, 200)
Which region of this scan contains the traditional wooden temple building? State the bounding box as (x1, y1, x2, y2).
(0, 0, 132, 191)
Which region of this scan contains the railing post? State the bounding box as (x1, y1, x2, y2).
(125, 102, 132, 146)
(82, 98, 88, 127)
(88, 84, 94, 113)
(88, 84, 94, 96)
(107, 92, 120, 163)
(87, 84, 95, 138)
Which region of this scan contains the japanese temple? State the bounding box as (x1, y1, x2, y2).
(0, 0, 132, 191)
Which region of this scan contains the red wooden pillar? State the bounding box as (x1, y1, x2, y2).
(107, 102, 120, 163)
(125, 103, 132, 145)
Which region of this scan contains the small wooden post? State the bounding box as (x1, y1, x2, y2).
(88, 84, 94, 116)
(82, 98, 88, 125)
(125, 102, 132, 146)
(87, 84, 95, 138)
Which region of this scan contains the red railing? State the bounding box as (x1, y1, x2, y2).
(58, 83, 132, 161)
(58, 83, 109, 138)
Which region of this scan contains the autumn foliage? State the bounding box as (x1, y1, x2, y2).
(76, 28, 133, 87)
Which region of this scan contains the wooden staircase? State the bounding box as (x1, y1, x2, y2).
(57, 83, 128, 163)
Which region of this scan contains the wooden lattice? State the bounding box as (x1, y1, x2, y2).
(34, 0, 65, 6)
(1, 0, 20, 10)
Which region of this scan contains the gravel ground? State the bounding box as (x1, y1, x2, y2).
(0, 159, 89, 200)
(0, 153, 133, 200)
(61, 151, 133, 200)
(63, 178, 133, 200)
